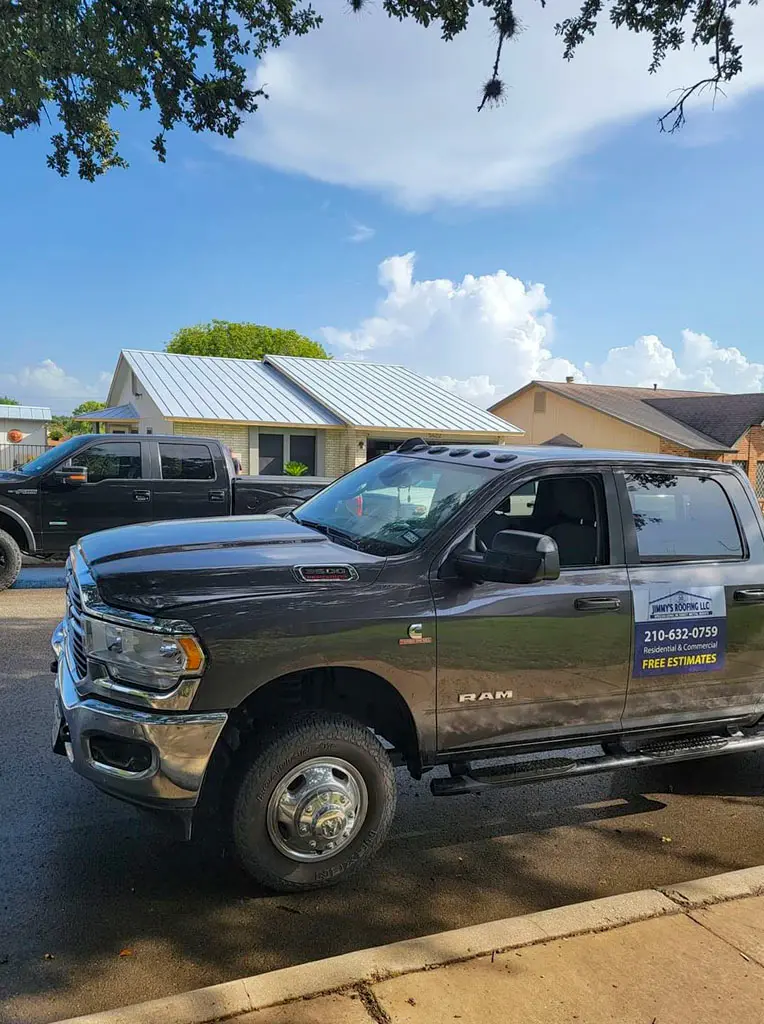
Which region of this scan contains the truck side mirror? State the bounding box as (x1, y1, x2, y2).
(52, 465, 88, 486)
(455, 530, 560, 585)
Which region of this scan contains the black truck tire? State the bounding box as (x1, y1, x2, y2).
(231, 712, 396, 892)
(0, 529, 22, 591)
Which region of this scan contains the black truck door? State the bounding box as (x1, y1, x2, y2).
(432, 467, 632, 752)
(41, 439, 152, 551)
(150, 441, 230, 521)
(619, 466, 764, 727)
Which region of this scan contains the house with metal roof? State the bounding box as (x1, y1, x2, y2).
(0, 402, 52, 471)
(80, 350, 521, 476)
(490, 379, 764, 501)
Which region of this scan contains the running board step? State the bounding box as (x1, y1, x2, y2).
(637, 734, 730, 758)
(431, 728, 764, 796)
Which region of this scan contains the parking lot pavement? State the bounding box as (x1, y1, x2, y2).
(2, 588, 764, 1024)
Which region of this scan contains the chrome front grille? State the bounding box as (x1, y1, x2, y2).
(66, 572, 88, 680)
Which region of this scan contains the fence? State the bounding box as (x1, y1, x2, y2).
(0, 443, 50, 472)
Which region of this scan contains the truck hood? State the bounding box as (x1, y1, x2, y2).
(0, 470, 26, 484)
(78, 515, 386, 613)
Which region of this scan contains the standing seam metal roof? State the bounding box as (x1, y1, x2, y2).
(0, 403, 52, 421)
(265, 355, 521, 433)
(121, 350, 344, 426)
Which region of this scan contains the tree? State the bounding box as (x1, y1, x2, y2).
(0, 1, 749, 180)
(166, 320, 329, 360)
(72, 400, 108, 418)
(49, 400, 108, 439)
(0, 396, 19, 405)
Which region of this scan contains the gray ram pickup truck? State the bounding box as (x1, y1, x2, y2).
(51, 441, 764, 892)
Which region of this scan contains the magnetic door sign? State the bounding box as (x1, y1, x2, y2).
(633, 586, 726, 677)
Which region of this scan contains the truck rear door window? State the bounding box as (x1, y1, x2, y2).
(159, 443, 215, 481)
(624, 472, 743, 561)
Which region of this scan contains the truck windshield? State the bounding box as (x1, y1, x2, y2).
(294, 455, 495, 555)
(18, 436, 89, 475)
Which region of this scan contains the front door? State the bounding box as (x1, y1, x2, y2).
(150, 441, 228, 520)
(41, 439, 151, 551)
(433, 468, 632, 752)
(619, 467, 764, 726)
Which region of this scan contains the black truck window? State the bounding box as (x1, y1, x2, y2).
(159, 443, 215, 480)
(476, 474, 607, 568)
(76, 442, 142, 483)
(624, 472, 743, 562)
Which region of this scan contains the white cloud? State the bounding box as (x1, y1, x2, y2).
(347, 221, 375, 243)
(588, 330, 764, 392)
(321, 253, 764, 402)
(0, 360, 110, 408)
(234, 4, 764, 207)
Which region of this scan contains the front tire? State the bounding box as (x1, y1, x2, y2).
(231, 712, 396, 892)
(0, 529, 22, 591)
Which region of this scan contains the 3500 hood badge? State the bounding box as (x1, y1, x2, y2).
(399, 623, 433, 646)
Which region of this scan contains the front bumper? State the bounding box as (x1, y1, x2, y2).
(51, 621, 227, 812)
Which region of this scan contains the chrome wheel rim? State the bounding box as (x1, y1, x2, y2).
(266, 756, 368, 862)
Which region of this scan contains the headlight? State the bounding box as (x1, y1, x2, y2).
(84, 616, 205, 691)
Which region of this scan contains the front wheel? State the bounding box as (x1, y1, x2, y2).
(231, 712, 396, 892)
(0, 529, 22, 591)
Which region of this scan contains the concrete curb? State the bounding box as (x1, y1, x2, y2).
(53, 866, 764, 1024)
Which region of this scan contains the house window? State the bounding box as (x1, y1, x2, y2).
(259, 433, 285, 475)
(289, 434, 316, 475)
(732, 458, 749, 477)
(533, 391, 547, 414)
(255, 431, 318, 475)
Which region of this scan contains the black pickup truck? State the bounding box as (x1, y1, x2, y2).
(51, 442, 764, 892)
(0, 433, 328, 589)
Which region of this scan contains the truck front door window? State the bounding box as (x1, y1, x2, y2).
(624, 473, 743, 561)
(76, 442, 142, 483)
(475, 474, 605, 568)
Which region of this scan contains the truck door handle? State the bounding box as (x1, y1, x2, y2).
(208, 489, 226, 503)
(574, 597, 621, 611)
(133, 490, 151, 503)
(734, 589, 764, 604)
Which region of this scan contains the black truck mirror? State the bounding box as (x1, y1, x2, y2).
(52, 465, 88, 485)
(455, 530, 560, 585)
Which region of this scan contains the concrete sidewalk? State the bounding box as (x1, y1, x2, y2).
(56, 867, 764, 1024)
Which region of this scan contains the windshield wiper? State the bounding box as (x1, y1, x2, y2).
(295, 518, 362, 551)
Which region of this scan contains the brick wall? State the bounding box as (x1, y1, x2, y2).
(718, 425, 764, 500)
(659, 429, 764, 506)
(172, 421, 251, 473)
(658, 439, 693, 458)
(324, 429, 366, 477)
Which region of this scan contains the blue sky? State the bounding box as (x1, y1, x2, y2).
(1, 3, 764, 412)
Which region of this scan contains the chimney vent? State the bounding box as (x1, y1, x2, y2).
(565, 375, 575, 384)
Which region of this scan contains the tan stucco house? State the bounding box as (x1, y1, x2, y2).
(491, 379, 764, 500)
(79, 350, 521, 477)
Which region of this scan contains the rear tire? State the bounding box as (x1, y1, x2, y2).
(0, 529, 22, 591)
(231, 712, 396, 893)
